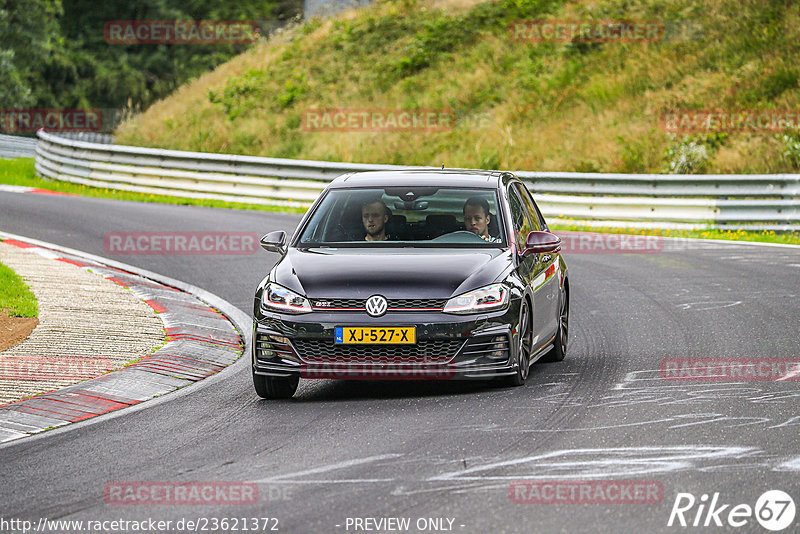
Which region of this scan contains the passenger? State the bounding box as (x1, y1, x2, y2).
(463, 197, 501, 243)
(362, 200, 390, 241)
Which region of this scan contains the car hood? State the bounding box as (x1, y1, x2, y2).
(273, 247, 513, 299)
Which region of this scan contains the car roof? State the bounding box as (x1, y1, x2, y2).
(329, 169, 511, 188)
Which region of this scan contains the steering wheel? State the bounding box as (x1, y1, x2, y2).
(330, 223, 353, 241)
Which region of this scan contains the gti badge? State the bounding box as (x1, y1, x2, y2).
(365, 295, 388, 317)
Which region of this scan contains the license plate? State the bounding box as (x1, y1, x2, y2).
(335, 327, 416, 344)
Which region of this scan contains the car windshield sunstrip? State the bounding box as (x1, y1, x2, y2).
(297, 187, 507, 247)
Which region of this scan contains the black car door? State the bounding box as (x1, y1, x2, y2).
(508, 185, 547, 352)
(513, 183, 560, 345)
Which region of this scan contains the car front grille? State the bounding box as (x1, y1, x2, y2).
(293, 338, 464, 364)
(311, 298, 447, 311)
(389, 298, 447, 309)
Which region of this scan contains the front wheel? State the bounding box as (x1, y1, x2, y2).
(503, 301, 532, 387)
(253, 370, 299, 399)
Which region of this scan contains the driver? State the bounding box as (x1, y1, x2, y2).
(463, 197, 501, 243)
(362, 200, 390, 241)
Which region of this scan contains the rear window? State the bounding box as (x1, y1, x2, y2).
(297, 187, 506, 247)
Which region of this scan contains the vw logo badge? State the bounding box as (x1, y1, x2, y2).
(365, 295, 388, 317)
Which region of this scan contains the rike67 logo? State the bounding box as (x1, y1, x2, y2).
(668, 490, 796, 531)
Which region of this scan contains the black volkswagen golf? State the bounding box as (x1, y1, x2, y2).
(252, 170, 569, 398)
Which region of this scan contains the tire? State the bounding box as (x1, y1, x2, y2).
(503, 300, 532, 387)
(253, 370, 299, 399)
(541, 287, 569, 363)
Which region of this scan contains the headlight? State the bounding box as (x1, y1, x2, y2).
(443, 284, 509, 314)
(261, 283, 312, 314)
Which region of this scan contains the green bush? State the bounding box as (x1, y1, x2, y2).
(208, 69, 267, 119)
(616, 136, 649, 173)
(782, 132, 800, 169)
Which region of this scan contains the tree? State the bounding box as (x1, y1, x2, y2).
(1, 0, 303, 120)
(0, 0, 65, 108)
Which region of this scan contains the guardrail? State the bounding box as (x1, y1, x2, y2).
(35, 130, 800, 230)
(0, 134, 37, 159)
(55, 132, 115, 145)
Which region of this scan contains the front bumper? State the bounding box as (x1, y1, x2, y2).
(252, 307, 519, 380)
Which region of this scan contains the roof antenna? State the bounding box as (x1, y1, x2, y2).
(441, 163, 445, 169)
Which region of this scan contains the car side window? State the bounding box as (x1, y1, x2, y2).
(508, 187, 533, 251)
(523, 186, 548, 230)
(513, 183, 542, 232)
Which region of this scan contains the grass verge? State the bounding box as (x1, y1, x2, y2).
(117, 0, 800, 175)
(0, 258, 38, 318)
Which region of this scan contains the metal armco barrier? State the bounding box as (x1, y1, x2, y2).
(0, 134, 37, 159)
(56, 132, 115, 145)
(35, 130, 800, 230)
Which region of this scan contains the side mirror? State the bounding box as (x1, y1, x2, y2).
(521, 231, 561, 256)
(260, 230, 287, 254)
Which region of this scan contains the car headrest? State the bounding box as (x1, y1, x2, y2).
(342, 204, 364, 229)
(488, 212, 499, 237)
(426, 214, 458, 229)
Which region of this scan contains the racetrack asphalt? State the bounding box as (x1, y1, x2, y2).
(1, 191, 799, 533)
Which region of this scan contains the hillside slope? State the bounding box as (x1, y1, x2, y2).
(116, 0, 800, 174)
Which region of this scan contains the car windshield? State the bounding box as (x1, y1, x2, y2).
(297, 187, 506, 248)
